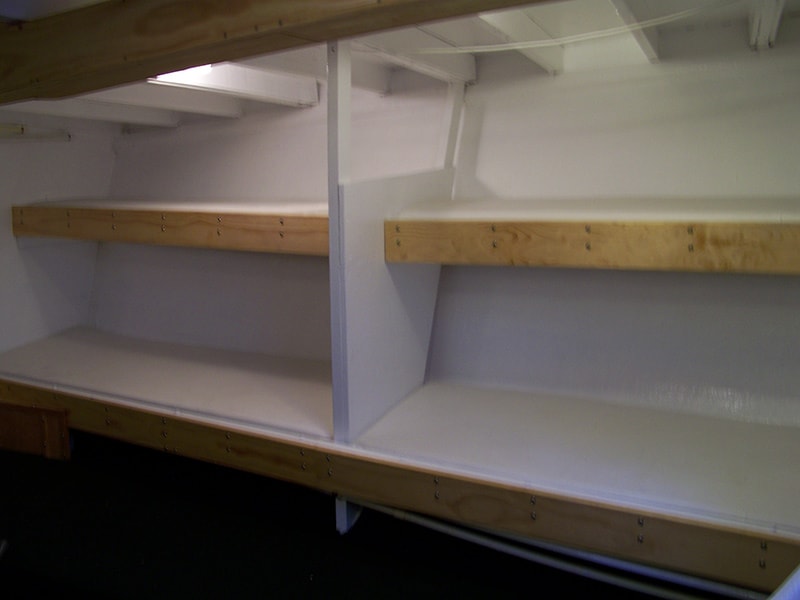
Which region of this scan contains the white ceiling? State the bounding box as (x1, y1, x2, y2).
(1, 0, 799, 128)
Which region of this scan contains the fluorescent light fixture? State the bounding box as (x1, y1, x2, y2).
(154, 64, 215, 84)
(150, 62, 319, 107)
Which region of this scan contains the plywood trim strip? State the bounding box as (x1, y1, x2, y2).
(12, 205, 329, 256)
(0, 403, 69, 459)
(385, 220, 800, 274)
(0, 0, 538, 104)
(1, 379, 797, 592)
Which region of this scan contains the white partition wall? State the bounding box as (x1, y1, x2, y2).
(332, 169, 453, 442)
(0, 117, 116, 352)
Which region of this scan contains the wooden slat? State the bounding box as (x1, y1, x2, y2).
(1, 378, 798, 592)
(12, 205, 328, 256)
(385, 220, 800, 275)
(0, 0, 539, 104)
(0, 403, 69, 459)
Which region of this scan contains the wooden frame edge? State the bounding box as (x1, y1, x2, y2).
(12, 205, 329, 256)
(385, 219, 800, 275)
(0, 0, 539, 104)
(1, 378, 797, 592)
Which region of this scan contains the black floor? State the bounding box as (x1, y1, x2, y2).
(0, 432, 734, 599)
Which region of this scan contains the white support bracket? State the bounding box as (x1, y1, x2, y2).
(749, 0, 786, 50)
(438, 82, 466, 170)
(334, 497, 363, 534)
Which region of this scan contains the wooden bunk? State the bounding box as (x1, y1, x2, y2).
(2, 1, 799, 597)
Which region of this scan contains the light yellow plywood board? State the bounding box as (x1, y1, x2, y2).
(385, 219, 800, 274)
(0, 0, 538, 103)
(13, 204, 329, 255)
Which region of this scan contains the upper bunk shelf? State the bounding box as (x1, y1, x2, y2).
(385, 199, 800, 275)
(12, 199, 329, 256)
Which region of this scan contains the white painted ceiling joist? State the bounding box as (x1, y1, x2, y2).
(471, 0, 661, 75)
(0, 99, 179, 127)
(478, 10, 564, 74)
(354, 29, 476, 84)
(83, 82, 244, 119)
(241, 46, 392, 96)
(609, 0, 659, 63)
(750, 0, 787, 49)
(151, 62, 319, 108)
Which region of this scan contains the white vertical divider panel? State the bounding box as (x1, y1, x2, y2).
(437, 82, 465, 170)
(337, 168, 452, 443)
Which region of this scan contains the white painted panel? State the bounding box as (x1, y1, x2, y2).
(334, 169, 454, 442)
(0, 117, 115, 352)
(109, 75, 449, 202)
(455, 48, 800, 201)
(427, 266, 800, 424)
(109, 105, 329, 201)
(91, 244, 331, 360)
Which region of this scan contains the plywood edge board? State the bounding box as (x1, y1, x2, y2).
(1, 379, 797, 592)
(385, 220, 800, 274)
(0, 0, 539, 104)
(12, 205, 329, 256)
(0, 403, 69, 459)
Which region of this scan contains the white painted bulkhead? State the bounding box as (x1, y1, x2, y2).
(0, 116, 115, 353)
(1, 7, 800, 590)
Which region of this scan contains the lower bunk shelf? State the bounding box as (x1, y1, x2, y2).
(0, 327, 333, 439)
(353, 382, 800, 593)
(1, 350, 798, 593)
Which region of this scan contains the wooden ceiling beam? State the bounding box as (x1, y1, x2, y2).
(0, 0, 539, 105)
